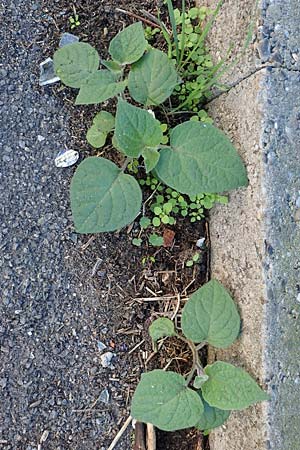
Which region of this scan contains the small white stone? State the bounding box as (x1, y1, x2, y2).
(196, 237, 205, 248)
(37, 135, 45, 142)
(100, 351, 114, 368)
(296, 293, 300, 303)
(55, 149, 79, 168)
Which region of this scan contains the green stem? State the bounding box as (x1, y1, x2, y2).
(176, 334, 204, 385)
(121, 157, 132, 172)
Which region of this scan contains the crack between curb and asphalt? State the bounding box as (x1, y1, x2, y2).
(206, 63, 300, 103)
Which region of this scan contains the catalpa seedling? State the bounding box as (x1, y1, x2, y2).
(131, 280, 269, 433)
(53, 18, 248, 235)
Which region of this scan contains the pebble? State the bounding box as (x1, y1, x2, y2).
(97, 341, 107, 352)
(59, 32, 79, 47)
(99, 388, 110, 404)
(196, 237, 205, 248)
(100, 352, 115, 368)
(55, 149, 79, 168)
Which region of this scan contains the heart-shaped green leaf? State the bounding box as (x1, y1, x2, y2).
(75, 71, 127, 105)
(155, 121, 248, 195)
(143, 147, 160, 173)
(114, 100, 163, 157)
(195, 392, 230, 431)
(201, 362, 270, 410)
(70, 157, 142, 233)
(149, 318, 176, 343)
(131, 370, 204, 431)
(54, 42, 99, 88)
(181, 280, 240, 348)
(128, 49, 179, 105)
(109, 22, 147, 65)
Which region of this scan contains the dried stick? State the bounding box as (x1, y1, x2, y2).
(134, 422, 146, 450)
(146, 424, 156, 450)
(116, 8, 158, 28)
(107, 415, 132, 450)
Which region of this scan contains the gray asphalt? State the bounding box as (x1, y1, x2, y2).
(0, 1, 132, 449)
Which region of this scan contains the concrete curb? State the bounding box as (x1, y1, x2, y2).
(198, 1, 300, 449)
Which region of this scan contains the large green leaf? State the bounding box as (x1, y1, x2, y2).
(195, 392, 230, 431)
(155, 121, 248, 195)
(75, 71, 127, 105)
(131, 370, 204, 431)
(54, 42, 99, 88)
(109, 22, 147, 65)
(149, 318, 176, 343)
(201, 362, 270, 410)
(114, 100, 163, 157)
(128, 49, 179, 105)
(181, 280, 240, 348)
(70, 157, 142, 233)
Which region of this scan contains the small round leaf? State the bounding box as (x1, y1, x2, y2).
(149, 318, 176, 342)
(86, 126, 107, 148)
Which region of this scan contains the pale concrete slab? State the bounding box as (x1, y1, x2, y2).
(198, 1, 300, 449)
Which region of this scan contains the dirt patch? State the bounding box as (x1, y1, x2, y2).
(39, 1, 209, 449)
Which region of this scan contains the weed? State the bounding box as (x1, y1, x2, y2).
(131, 280, 269, 433)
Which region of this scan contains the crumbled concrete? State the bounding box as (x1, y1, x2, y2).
(199, 1, 300, 449)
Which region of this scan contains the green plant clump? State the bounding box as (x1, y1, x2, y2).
(53, 8, 248, 235)
(131, 280, 269, 433)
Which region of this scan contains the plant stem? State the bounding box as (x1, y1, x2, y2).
(176, 334, 204, 385)
(121, 157, 131, 172)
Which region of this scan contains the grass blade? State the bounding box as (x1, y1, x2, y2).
(166, 0, 179, 63)
(178, 0, 186, 67)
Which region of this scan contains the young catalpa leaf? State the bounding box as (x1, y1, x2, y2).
(155, 121, 248, 195)
(193, 375, 209, 389)
(86, 126, 107, 148)
(143, 147, 160, 173)
(181, 279, 240, 348)
(131, 370, 204, 431)
(109, 22, 147, 65)
(75, 71, 127, 105)
(149, 318, 176, 343)
(128, 48, 179, 105)
(115, 100, 163, 157)
(195, 392, 230, 431)
(54, 42, 99, 88)
(70, 157, 142, 233)
(93, 111, 115, 133)
(100, 59, 123, 74)
(201, 362, 270, 410)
